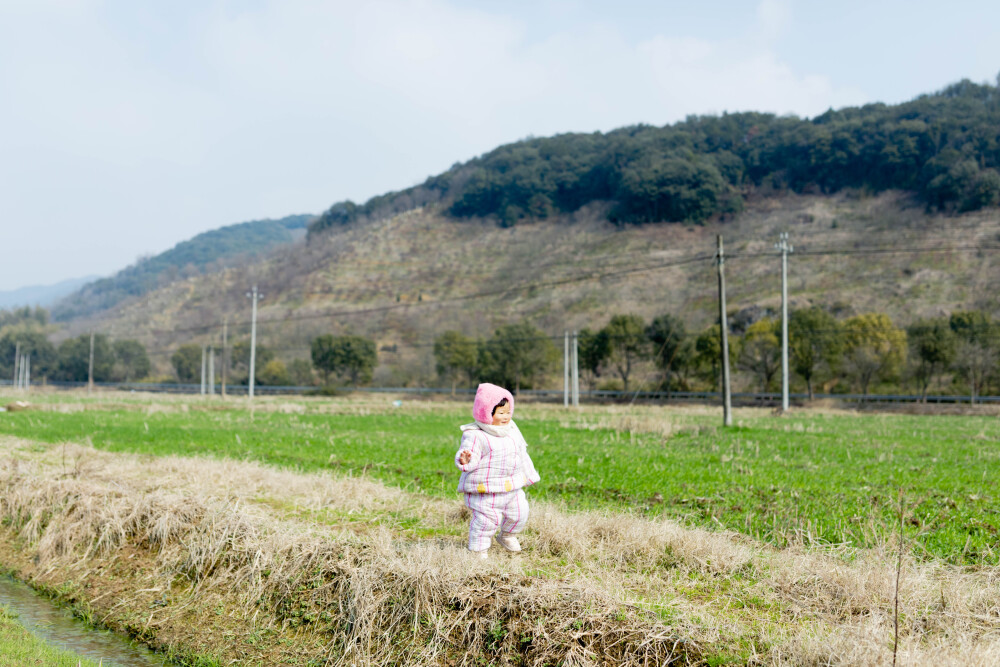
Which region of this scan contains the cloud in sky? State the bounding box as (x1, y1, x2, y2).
(0, 0, 966, 290)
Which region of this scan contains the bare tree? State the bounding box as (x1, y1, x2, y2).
(953, 341, 998, 403)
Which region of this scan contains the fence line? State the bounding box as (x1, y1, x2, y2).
(2, 379, 997, 405)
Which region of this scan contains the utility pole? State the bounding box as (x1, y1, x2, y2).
(247, 285, 260, 400)
(571, 330, 580, 407)
(87, 332, 95, 395)
(208, 347, 215, 396)
(221, 318, 228, 398)
(200, 345, 207, 395)
(717, 236, 733, 427)
(563, 330, 570, 407)
(775, 232, 793, 412)
(12, 342, 20, 389)
(23, 354, 29, 390)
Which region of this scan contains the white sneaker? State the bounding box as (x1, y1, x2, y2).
(495, 533, 521, 552)
(471, 549, 488, 559)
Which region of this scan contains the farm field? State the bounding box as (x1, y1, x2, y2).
(0, 392, 997, 565)
(0, 391, 998, 665)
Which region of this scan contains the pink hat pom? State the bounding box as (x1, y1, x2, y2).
(472, 383, 514, 423)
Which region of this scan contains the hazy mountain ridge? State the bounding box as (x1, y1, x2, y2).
(51, 213, 315, 322)
(0, 276, 101, 310)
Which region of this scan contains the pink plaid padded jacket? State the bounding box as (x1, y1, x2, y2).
(454, 422, 541, 494)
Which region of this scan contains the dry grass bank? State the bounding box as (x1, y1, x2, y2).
(0, 434, 997, 665)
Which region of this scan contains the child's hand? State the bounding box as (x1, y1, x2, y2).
(458, 450, 472, 465)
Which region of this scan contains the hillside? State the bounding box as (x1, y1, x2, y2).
(308, 78, 1000, 234)
(48, 78, 1000, 387)
(51, 213, 315, 322)
(56, 191, 1000, 386)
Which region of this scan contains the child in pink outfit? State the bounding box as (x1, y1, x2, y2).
(455, 383, 541, 557)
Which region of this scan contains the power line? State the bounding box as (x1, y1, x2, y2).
(124, 241, 1000, 337)
(50, 239, 1000, 357)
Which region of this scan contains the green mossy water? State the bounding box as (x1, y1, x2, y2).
(0, 604, 101, 667)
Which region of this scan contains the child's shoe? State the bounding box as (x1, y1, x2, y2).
(470, 549, 488, 560)
(495, 533, 521, 552)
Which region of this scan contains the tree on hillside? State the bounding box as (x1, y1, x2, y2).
(646, 313, 690, 395)
(602, 314, 648, 393)
(112, 339, 150, 382)
(479, 322, 556, 393)
(906, 318, 956, 401)
(842, 313, 907, 396)
(171, 344, 203, 383)
(789, 307, 842, 400)
(610, 153, 732, 224)
(433, 331, 478, 394)
(737, 318, 781, 394)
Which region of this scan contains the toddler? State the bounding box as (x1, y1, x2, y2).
(455, 383, 540, 558)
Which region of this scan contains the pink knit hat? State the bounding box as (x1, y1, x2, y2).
(472, 382, 514, 423)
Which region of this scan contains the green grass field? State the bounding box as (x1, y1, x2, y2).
(0, 398, 997, 564)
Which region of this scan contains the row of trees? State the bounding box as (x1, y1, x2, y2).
(0, 331, 151, 383)
(434, 323, 560, 394)
(3, 306, 995, 397)
(170, 334, 379, 387)
(433, 309, 1000, 400)
(310, 76, 1000, 234)
(737, 309, 999, 400)
(1, 320, 381, 388)
(433, 317, 702, 395)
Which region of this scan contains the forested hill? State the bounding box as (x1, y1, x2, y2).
(53, 214, 314, 321)
(309, 78, 1000, 235)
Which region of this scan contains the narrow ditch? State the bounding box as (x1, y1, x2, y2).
(0, 575, 170, 666)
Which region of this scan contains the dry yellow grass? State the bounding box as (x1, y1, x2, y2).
(0, 433, 997, 665)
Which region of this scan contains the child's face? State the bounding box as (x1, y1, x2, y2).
(491, 403, 512, 426)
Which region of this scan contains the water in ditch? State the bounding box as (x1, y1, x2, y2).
(0, 575, 171, 666)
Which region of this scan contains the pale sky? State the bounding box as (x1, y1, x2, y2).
(2, 0, 999, 291)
